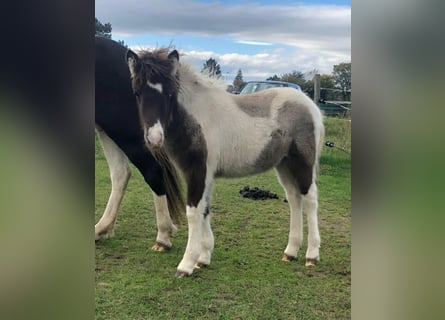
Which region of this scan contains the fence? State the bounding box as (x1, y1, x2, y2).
(313, 74, 351, 117)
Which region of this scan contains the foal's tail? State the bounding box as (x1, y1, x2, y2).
(152, 148, 186, 225)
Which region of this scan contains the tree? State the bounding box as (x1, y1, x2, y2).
(95, 17, 127, 47)
(281, 71, 313, 96)
(95, 17, 112, 39)
(265, 63, 351, 101)
(321, 74, 335, 88)
(202, 58, 222, 78)
(233, 69, 246, 92)
(266, 71, 313, 96)
(266, 74, 280, 81)
(332, 62, 351, 100)
(280, 70, 306, 86)
(320, 74, 336, 100)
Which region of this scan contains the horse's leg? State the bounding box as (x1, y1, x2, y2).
(151, 192, 177, 251)
(176, 203, 205, 277)
(275, 163, 304, 262)
(128, 152, 177, 252)
(196, 188, 214, 268)
(303, 182, 320, 266)
(95, 130, 131, 240)
(176, 172, 213, 277)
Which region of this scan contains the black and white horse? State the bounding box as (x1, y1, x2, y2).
(95, 37, 184, 251)
(126, 48, 324, 277)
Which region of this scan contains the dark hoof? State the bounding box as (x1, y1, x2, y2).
(151, 242, 172, 252)
(282, 254, 297, 262)
(175, 270, 190, 278)
(95, 229, 114, 241)
(305, 258, 318, 267)
(195, 262, 208, 269)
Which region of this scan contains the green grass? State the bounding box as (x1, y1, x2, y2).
(95, 117, 351, 319)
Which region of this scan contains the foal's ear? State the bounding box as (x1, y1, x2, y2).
(168, 50, 179, 61)
(168, 50, 179, 76)
(126, 50, 140, 77)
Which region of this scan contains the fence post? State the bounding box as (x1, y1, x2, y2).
(313, 74, 320, 106)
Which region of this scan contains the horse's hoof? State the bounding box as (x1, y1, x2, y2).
(95, 228, 114, 241)
(194, 262, 208, 269)
(95, 232, 110, 242)
(151, 242, 171, 252)
(282, 254, 297, 262)
(175, 270, 190, 278)
(305, 258, 318, 267)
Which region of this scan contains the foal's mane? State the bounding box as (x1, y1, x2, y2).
(135, 47, 179, 92)
(179, 62, 228, 94)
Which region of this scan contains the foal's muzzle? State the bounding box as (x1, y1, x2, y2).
(145, 121, 164, 149)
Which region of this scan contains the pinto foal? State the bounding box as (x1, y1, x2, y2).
(127, 48, 324, 277)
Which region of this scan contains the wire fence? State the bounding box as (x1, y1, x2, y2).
(313, 74, 351, 117)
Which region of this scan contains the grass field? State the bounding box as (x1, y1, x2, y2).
(95, 117, 351, 319)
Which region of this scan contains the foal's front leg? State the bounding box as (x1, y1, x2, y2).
(176, 173, 214, 277)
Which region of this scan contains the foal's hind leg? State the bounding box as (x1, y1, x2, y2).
(95, 130, 131, 240)
(275, 164, 304, 262)
(276, 161, 321, 266)
(303, 182, 320, 266)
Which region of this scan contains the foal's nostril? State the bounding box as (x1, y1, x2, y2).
(147, 131, 164, 148)
(143, 133, 154, 146)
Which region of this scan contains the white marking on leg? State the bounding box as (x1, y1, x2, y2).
(146, 120, 164, 147)
(284, 191, 303, 258)
(177, 204, 205, 275)
(275, 166, 303, 259)
(197, 212, 214, 266)
(304, 183, 320, 262)
(152, 193, 177, 250)
(177, 176, 215, 276)
(197, 183, 214, 266)
(146, 80, 163, 94)
(95, 130, 131, 240)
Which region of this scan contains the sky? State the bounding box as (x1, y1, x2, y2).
(96, 0, 351, 84)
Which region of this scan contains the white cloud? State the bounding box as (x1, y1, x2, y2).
(128, 45, 348, 83)
(180, 49, 341, 83)
(236, 40, 274, 46)
(99, 0, 350, 80)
